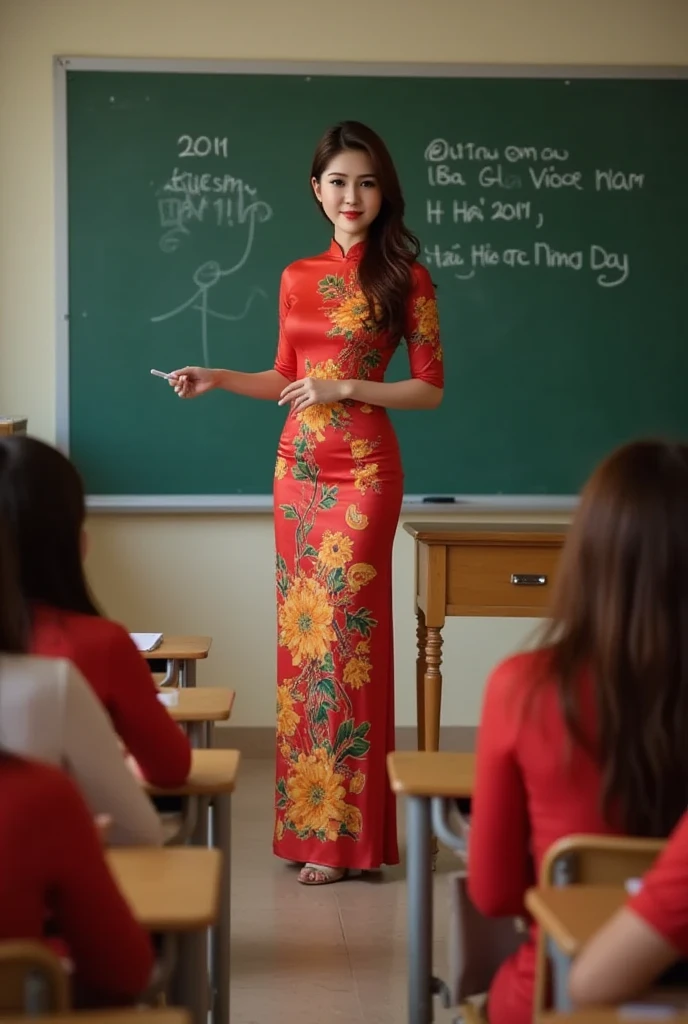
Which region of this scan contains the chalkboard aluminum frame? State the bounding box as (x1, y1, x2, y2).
(53, 56, 688, 513)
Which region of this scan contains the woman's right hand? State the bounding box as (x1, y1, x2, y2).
(168, 366, 219, 399)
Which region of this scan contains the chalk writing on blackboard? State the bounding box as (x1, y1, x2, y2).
(157, 173, 272, 253)
(151, 199, 270, 365)
(422, 138, 643, 288)
(424, 241, 629, 288)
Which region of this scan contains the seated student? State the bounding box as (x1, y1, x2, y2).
(0, 753, 154, 1006)
(569, 808, 688, 1007)
(467, 440, 688, 1024)
(0, 436, 191, 788)
(0, 513, 163, 846)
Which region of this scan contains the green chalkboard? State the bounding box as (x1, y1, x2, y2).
(59, 60, 688, 500)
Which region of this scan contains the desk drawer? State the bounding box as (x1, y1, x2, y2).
(446, 543, 562, 616)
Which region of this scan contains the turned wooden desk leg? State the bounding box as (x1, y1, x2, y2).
(415, 610, 427, 752)
(424, 626, 444, 754)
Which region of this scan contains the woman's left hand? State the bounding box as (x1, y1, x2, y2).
(278, 377, 352, 412)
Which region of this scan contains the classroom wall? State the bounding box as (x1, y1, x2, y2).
(1, 0, 686, 730)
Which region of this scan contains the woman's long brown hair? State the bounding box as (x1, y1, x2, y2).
(310, 120, 420, 345)
(0, 436, 100, 618)
(0, 513, 27, 653)
(536, 439, 688, 837)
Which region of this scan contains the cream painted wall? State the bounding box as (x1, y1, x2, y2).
(1, 0, 686, 727)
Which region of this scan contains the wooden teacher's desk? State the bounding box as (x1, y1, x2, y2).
(404, 521, 568, 752)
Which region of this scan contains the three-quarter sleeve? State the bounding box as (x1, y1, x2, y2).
(627, 810, 688, 957)
(403, 263, 444, 388)
(62, 663, 164, 847)
(273, 267, 297, 381)
(103, 626, 191, 788)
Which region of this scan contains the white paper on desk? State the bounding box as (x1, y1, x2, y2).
(130, 632, 163, 652)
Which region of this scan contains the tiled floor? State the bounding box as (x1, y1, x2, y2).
(231, 759, 461, 1023)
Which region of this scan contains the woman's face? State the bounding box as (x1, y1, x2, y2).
(312, 148, 382, 247)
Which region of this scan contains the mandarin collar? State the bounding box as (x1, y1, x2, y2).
(328, 237, 366, 262)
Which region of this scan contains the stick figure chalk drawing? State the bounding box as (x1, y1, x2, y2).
(151, 199, 272, 367)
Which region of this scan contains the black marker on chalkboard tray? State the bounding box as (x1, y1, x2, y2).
(422, 496, 457, 504)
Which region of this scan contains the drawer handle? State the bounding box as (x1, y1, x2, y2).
(511, 573, 548, 586)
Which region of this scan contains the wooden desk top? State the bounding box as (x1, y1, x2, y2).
(0, 1013, 190, 1024)
(142, 636, 213, 660)
(541, 1015, 688, 1023)
(525, 886, 626, 957)
(404, 521, 567, 546)
(159, 686, 235, 722)
(145, 748, 241, 796)
(387, 751, 475, 798)
(107, 847, 221, 930)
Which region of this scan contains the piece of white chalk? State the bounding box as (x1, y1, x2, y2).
(150, 368, 174, 380)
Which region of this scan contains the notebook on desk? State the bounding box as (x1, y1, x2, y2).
(130, 632, 164, 652)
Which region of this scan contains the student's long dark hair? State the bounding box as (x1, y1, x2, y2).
(533, 439, 688, 838)
(0, 436, 100, 617)
(0, 513, 27, 653)
(311, 120, 420, 345)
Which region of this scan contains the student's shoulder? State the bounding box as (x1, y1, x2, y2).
(56, 611, 135, 656)
(484, 648, 553, 704)
(35, 605, 127, 648)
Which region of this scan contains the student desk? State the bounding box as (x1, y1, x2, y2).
(404, 522, 567, 751)
(540, 1015, 688, 1023)
(160, 687, 235, 747)
(108, 847, 220, 1024)
(1, 1013, 191, 1024)
(144, 636, 213, 687)
(107, 846, 221, 932)
(387, 751, 475, 1024)
(526, 886, 626, 1012)
(146, 749, 240, 1024)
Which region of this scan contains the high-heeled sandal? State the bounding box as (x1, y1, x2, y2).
(297, 863, 348, 885)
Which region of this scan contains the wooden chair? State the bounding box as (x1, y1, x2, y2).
(532, 834, 666, 1018)
(0, 941, 70, 1014)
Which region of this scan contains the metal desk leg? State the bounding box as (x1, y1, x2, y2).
(171, 930, 209, 1024)
(407, 795, 433, 1024)
(190, 795, 210, 848)
(185, 796, 212, 1020)
(549, 938, 573, 1011)
(212, 793, 231, 1024)
(181, 659, 197, 688)
(187, 721, 204, 748)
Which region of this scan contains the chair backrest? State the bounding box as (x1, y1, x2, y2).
(532, 834, 666, 1017)
(0, 941, 70, 1015)
(540, 833, 666, 887)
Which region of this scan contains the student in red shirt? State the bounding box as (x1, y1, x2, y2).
(0, 516, 153, 1005)
(1, 754, 155, 1005)
(0, 436, 191, 788)
(569, 808, 688, 1006)
(467, 439, 688, 1024)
